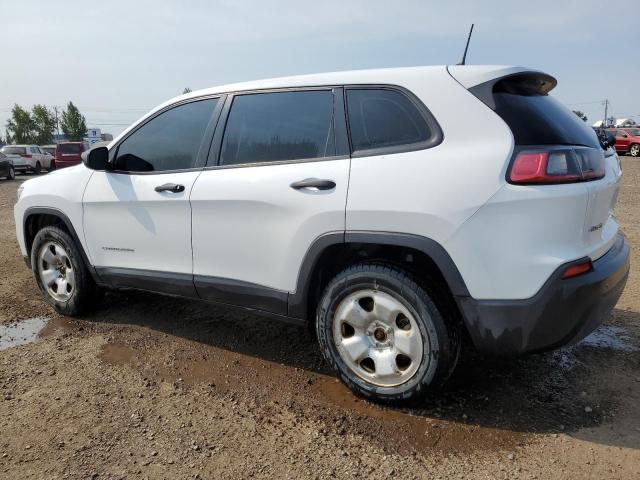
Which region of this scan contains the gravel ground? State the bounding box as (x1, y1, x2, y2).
(0, 160, 639, 479)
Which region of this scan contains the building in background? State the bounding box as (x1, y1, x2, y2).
(84, 128, 102, 146)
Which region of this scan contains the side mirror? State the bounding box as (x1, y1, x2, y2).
(82, 146, 111, 170)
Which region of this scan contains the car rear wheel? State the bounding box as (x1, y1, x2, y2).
(316, 263, 460, 404)
(630, 144, 639, 157)
(34, 161, 42, 174)
(6, 165, 15, 180)
(31, 226, 101, 316)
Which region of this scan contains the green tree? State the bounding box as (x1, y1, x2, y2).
(573, 110, 587, 122)
(4, 129, 11, 145)
(31, 104, 56, 145)
(61, 102, 87, 141)
(182, 87, 192, 94)
(6, 104, 35, 143)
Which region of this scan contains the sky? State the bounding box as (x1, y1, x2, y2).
(1, 0, 638, 138)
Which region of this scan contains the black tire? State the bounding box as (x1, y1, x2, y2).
(316, 263, 460, 405)
(34, 161, 42, 174)
(48, 160, 56, 172)
(6, 165, 15, 180)
(630, 144, 639, 157)
(30, 226, 101, 316)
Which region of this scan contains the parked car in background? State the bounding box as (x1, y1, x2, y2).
(41, 145, 57, 161)
(14, 65, 629, 404)
(55, 142, 86, 168)
(0, 145, 51, 173)
(0, 152, 16, 180)
(607, 128, 640, 157)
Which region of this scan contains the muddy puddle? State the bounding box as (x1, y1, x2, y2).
(0, 316, 70, 350)
(91, 321, 638, 454)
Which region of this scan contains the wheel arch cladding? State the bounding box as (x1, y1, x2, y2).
(23, 207, 101, 282)
(288, 231, 471, 320)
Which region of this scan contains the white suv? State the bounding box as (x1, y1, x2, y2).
(1, 145, 53, 173)
(14, 66, 630, 403)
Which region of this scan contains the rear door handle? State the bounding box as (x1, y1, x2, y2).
(290, 178, 336, 191)
(154, 183, 185, 193)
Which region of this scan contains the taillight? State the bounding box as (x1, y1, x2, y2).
(20, 154, 32, 158)
(562, 260, 593, 279)
(509, 148, 605, 185)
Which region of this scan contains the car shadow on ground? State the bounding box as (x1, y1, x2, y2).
(85, 290, 640, 450)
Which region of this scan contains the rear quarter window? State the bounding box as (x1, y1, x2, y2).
(345, 88, 441, 154)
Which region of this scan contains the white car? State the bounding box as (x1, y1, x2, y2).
(1, 145, 52, 174)
(13, 65, 630, 403)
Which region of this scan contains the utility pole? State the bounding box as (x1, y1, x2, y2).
(53, 106, 60, 139)
(602, 99, 609, 127)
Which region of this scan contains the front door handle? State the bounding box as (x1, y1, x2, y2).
(155, 183, 185, 193)
(290, 178, 336, 191)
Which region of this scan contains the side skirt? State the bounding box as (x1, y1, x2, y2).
(94, 267, 298, 324)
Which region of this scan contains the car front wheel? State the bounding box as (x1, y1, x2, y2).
(6, 165, 15, 180)
(31, 226, 101, 316)
(34, 161, 42, 174)
(316, 263, 460, 404)
(630, 144, 639, 157)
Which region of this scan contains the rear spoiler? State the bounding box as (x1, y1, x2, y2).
(447, 66, 557, 109)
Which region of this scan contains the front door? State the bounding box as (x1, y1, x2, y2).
(190, 89, 350, 314)
(83, 97, 221, 295)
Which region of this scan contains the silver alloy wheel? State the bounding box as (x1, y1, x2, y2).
(332, 289, 425, 387)
(38, 241, 75, 302)
(631, 144, 639, 157)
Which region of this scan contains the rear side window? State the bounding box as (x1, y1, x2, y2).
(115, 98, 217, 172)
(346, 88, 432, 152)
(220, 90, 334, 166)
(58, 143, 84, 154)
(486, 75, 600, 148)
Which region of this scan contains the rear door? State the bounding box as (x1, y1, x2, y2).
(190, 88, 350, 314)
(83, 97, 222, 294)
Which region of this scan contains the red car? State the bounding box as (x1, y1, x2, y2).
(607, 128, 640, 157)
(55, 142, 87, 168)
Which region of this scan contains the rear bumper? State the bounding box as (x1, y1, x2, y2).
(457, 232, 630, 355)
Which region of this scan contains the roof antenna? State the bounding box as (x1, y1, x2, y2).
(458, 24, 474, 65)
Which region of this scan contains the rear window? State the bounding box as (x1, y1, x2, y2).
(58, 143, 84, 154)
(1, 146, 26, 155)
(476, 75, 600, 149)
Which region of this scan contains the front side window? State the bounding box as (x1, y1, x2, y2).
(220, 90, 334, 166)
(346, 88, 432, 152)
(115, 98, 217, 172)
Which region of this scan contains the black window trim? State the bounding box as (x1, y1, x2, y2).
(205, 86, 348, 170)
(107, 94, 226, 175)
(344, 85, 444, 158)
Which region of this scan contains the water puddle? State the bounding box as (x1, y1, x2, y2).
(0, 316, 70, 351)
(578, 325, 638, 352)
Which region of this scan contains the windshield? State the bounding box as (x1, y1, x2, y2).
(42, 147, 55, 154)
(58, 143, 84, 154)
(1, 146, 26, 155)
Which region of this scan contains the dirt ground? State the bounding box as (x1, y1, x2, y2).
(0, 158, 639, 480)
